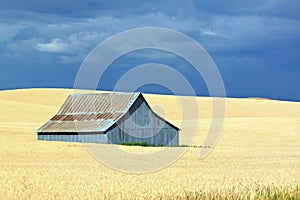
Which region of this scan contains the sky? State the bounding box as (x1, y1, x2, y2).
(0, 0, 299, 101)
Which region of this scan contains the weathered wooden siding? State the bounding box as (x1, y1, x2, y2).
(38, 133, 107, 143)
(106, 96, 179, 146)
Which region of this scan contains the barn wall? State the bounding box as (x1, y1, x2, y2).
(106, 96, 179, 146)
(38, 132, 107, 143)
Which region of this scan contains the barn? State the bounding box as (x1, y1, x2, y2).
(36, 92, 179, 146)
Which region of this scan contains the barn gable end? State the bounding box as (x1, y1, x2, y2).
(106, 94, 179, 146)
(36, 92, 179, 146)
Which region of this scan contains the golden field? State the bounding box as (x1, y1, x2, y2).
(0, 88, 299, 199)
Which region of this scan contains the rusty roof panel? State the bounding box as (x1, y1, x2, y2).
(38, 120, 114, 132)
(48, 113, 124, 122)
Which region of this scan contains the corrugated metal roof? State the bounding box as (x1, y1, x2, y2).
(37, 92, 140, 132)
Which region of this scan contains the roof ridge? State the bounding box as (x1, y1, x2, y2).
(69, 91, 141, 96)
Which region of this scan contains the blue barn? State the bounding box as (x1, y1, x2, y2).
(36, 92, 179, 146)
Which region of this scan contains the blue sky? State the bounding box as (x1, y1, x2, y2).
(0, 0, 299, 101)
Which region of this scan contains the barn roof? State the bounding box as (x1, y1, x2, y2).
(37, 92, 140, 133)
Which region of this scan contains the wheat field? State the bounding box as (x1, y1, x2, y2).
(0, 88, 299, 199)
